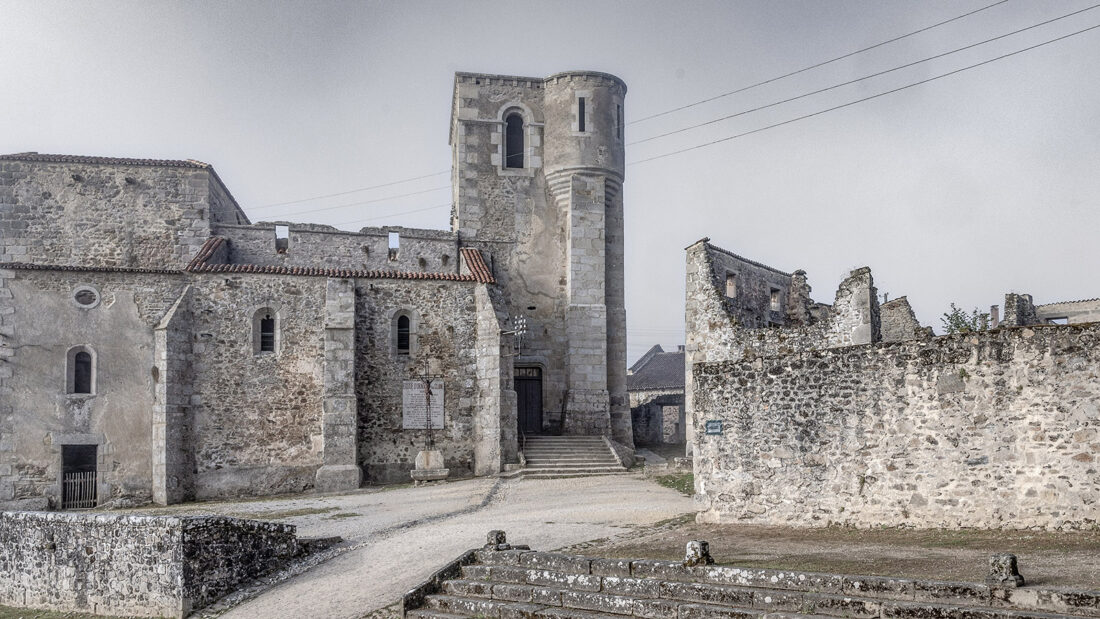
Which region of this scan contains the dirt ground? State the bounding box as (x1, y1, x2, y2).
(559, 515, 1100, 589)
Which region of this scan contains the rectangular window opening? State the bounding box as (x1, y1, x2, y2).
(388, 232, 400, 260)
(770, 288, 781, 311)
(1048, 317, 1069, 325)
(274, 225, 289, 253)
(725, 272, 737, 298)
(578, 97, 586, 132)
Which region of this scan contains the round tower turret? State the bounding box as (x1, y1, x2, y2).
(542, 71, 627, 178)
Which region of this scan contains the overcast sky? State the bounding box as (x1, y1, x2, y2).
(3, 0, 1098, 363)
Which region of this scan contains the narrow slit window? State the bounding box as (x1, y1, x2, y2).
(578, 97, 586, 132)
(616, 104, 622, 139)
(505, 113, 524, 169)
(397, 315, 410, 354)
(260, 313, 276, 352)
(73, 352, 93, 394)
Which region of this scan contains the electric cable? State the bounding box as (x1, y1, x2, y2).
(628, 4, 1100, 147)
(628, 21, 1100, 166)
(626, 0, 1012, 126)
(251, 169, 449, 210)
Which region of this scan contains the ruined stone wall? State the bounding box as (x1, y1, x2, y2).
(0, 159, 228, 269)
(0, 268, 186, 508)
(0, 511, 296, 618)
(214, 223, 460, 274)
(355, 279, 482, 484)
(187, 274, 327, 499)
(1002, 293, 1038, 327)
(880, 296, 926, 342)
(693, 323, 1100, 529)
(706, 242, 793, 329)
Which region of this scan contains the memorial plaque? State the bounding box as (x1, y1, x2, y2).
(402, 379, 444, 429)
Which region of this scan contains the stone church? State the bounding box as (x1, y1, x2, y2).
(0, 70, 633, 509)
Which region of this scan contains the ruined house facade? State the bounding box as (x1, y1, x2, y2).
(627, 344, 685, 447)
(686, 238, 1100, 530)
(0, 69, 633, 509)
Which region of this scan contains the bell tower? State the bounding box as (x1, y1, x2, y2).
(449, 70, 632, 449)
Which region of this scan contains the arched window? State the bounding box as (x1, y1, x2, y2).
(67, 346, 96, 395)
(397, 315, 410, 355)
(392, 310, 418, 357)
(253, 308, 280, 355)
(505, 113, 524, 169)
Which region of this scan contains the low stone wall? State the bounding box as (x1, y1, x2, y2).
(0, 511, 298, 618)
(692, 323, 1100, 529)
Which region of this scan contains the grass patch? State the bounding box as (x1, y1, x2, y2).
(326, 512, 361, 520)
(654, 473, 694, 496)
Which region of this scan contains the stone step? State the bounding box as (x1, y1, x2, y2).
(454, 563, 1091, 619)
(523, 467, 628, 474)
(521, 455, 620, 459)
(522, 472, 630, 480)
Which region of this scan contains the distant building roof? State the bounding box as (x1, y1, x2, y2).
(627, 345, 685, 392)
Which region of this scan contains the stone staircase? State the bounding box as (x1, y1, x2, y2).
(517, 436, 629, 479)
(404, 533, 1100, 619)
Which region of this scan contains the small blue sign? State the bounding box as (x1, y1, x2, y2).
(704, 420, 723, 435)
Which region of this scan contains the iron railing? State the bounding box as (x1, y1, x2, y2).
(62, 471, 97, 509)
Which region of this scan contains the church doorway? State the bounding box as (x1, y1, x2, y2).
(515, 366, 543, 435)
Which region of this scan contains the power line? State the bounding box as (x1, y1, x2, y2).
(248, 185, 451, 219)
(628, 4, 1100, 147)
(626, 0, 1012, 127)
(330, 203, 451, 227)
(246, 2, 1006, 211)
(628, 21, 1100, 167)
(252, 169, 450, 210)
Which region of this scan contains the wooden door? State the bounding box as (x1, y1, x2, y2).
(515, 367, 543, 435)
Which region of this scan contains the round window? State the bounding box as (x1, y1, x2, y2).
(72, 286, 101, 309)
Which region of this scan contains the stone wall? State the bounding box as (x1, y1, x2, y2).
(0, 268, 186, 508)
(214, 223, 459, 274)
(0, 157, 242, 269)
(692, 323, 1100, 529)
(1036, 298, 1100, 325)
(186, 273, 327, 499)
(355, 279, 484, 484)
(880, 296, 927, 342)
(0, 511, 297, 618)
